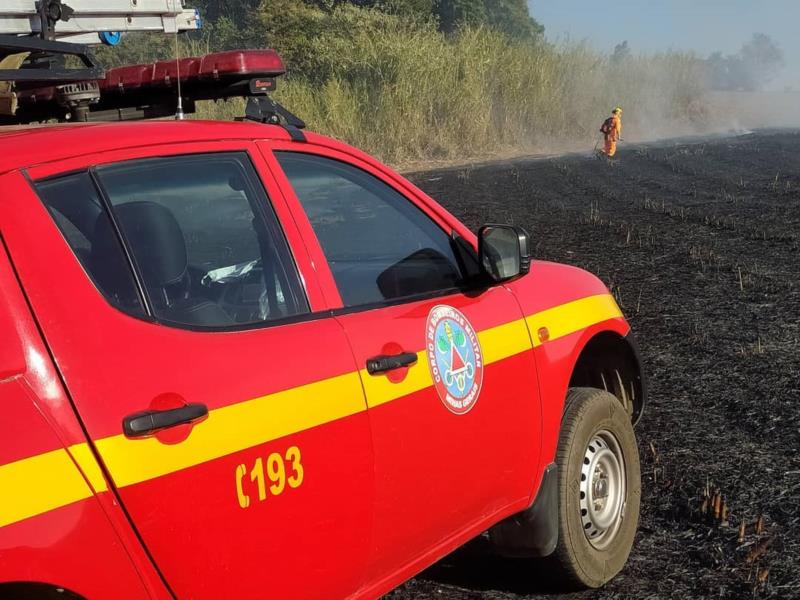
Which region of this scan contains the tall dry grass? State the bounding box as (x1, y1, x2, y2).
(189, 12, 708, 163)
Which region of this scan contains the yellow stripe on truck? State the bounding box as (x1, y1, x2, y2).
(0, 294, 623, 528)
(68, 441, 109, 493)
(361, 316, 534, 408)
(361, 348, 431, 408)
(527, 294, 622, 347)
(479, 316, 535, 363)
(0, 447, 94, 527)
(95, 371, 366, 488)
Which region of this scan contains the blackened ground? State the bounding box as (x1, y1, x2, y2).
(388, 131, 800, 600)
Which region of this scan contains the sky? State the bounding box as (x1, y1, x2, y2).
(530, 0, 800, 90)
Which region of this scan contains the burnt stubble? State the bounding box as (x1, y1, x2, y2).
(391, 131, 800, 600)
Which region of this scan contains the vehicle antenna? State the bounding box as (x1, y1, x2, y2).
(174, 25, 184, 120)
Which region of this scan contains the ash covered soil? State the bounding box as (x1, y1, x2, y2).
(391, 131, 800, 599)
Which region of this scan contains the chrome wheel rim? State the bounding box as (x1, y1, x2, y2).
(579, 430, 626, 549)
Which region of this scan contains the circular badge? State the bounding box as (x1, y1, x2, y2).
(426, 305, 484, 414)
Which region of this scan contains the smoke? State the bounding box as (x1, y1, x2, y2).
(618, 33, 800, 142)
(705, 33, 785, 92)
(701, 34, 800, 131)
(706, 91, 800, 131)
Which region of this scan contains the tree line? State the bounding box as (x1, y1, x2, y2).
(192, 0, 543, 44)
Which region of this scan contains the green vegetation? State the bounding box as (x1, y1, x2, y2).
(101, 2, 708, 165)
(187, 0, 543, 47)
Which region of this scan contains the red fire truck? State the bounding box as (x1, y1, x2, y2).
(0, 5, 645, 598)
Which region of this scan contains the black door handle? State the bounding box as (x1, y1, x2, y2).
(123, 403, 208, 438)
(366, 352, 418, 375)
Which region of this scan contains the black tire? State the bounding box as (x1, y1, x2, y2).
(547, 387, 641, 588)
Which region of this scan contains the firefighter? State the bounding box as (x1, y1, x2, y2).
(599, 107, 623, 158)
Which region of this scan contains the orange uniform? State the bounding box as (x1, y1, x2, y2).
(604, 113, 622, 157)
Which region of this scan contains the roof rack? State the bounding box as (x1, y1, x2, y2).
(240, 94, 307, 142)
(0, 4, 306, 137)
(1, 1, 200, 45)
(1, 1, 200, 87)
(2, 48, 307, 140)
(0, 34, 103, 83)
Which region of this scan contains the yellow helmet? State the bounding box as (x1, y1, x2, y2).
(613, 106, 622, 114)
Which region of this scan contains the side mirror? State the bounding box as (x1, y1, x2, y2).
(478, 224, 532, 283)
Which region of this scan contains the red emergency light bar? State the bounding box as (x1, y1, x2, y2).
(10, 49, 287, 124)
(101, 49, 285, 95)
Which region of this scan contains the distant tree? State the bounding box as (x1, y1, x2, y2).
(705, 33, 784, 91)
(740, 33, 784, 87)
(335, 0, 435, 13)
(380, 0, 436, 15)
(435, 0, 543, 39)
(705, 51, 730, 89)
(612, 40, 631, 64)
(484, 0, 544, 40)
(190, 0, 542, 42)
(254, 0, 324, 70)
(434, 0, 486, 33)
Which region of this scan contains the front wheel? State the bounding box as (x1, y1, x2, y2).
(548, 387, 641, 588)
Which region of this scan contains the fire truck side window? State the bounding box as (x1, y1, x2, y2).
(36, 153, 309, 329)
(276, 152, 479, 307)
(94, 153, 309, 328)
(36, 172, 147, 315)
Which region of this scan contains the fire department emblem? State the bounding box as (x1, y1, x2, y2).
(426, 305, 484, 414)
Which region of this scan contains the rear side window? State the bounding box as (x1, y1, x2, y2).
(276, 152, 478, 307)
(37, 173, 146, 315)
(35, 152, 308, 328)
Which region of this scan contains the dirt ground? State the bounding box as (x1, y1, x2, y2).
(389, 130, 800, 600)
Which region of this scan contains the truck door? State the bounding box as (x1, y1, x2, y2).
(2, 146, 373, 599)
(263, 143, 543, 582)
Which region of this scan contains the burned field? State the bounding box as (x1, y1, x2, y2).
(396, 131, 800, 599)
